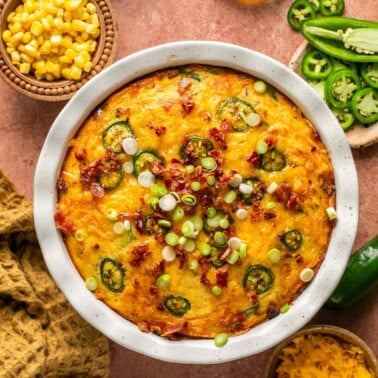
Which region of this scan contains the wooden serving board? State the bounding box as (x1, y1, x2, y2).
(289, 40, 378, 149)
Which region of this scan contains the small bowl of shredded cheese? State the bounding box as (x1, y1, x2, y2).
(0, 0, 117, 101)
(264, 324, 378, 378)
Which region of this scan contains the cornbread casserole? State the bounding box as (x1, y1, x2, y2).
(55, 64, 336, 339)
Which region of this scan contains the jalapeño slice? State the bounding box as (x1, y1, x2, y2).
(180, 135, 214, 163)
(243, 265, 274, 294)
(325, 68, 361, 109)
(163, 295, 191, 316)
(301, 49, 333, 80)
(361, 63, 378, 89)
(244, 302, 259, 317)
(102, 121, 134, 153)
(260, 149, 286, 172)
(98, 156, 124, 190)
(218, 97, 257, 131)
(132, 150, 164, 177)
(287, 0, 316, 31)
(350, 87, 378, 124)
(331, 107, 355, 131)
(100, 258, 125, 292)
(319, 0, 344, 16)
(281, 229, 303, 251)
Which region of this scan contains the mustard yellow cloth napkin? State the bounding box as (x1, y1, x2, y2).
(0, 170, 110, 377)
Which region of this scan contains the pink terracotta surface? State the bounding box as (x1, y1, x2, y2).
(0, 0, 377, 376)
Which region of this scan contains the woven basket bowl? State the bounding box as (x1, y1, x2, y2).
(0, 0, 117, 101)
(264, 324, 378, 378)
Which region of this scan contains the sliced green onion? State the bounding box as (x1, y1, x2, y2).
(265, 201, 276, 210)
(151, 183, 168, 197)
(148, 196, 159, 209)
(179, 236, 187, 246)
(267, 182, 278, 194)
(188, 259, 199, 270)
(299, 268, 314, 282)
(172, 206, 184, 222)
(246, 112, 261, 127)
(157, 219, 172, 228)
(239, 243, 247, 258)
(85, 276, 98, 291)
(211, 285, 222, 296)
(162, 246, 176, 262)
(326, 207, 337, 220)
(181, 221, 198, 238)
(226, 250, 240, 265)
(191, 215, 204, 231)
(214, 332, 228, 347)
(113, 221, 125, 235)
(185, 164, 195, 174)
(229, 173, 243, 188)
(74, 229, 86, 242)
(159, 194, 177, 212)
(239, 183, 252, 194)
(123, 220, 131, 231)
(156, 273, 171, 289)
(207, 216, 220, 228)
(123, 161, 134, 174)
(200, 157, 217, 172)
(280, 303, 291, 314)
(236, 208, 248, 220)
(191, 181, 201, 192)
(267, 248, 282, 264)
(106, 208, 118, 221)
(138, 170, 155, 188)
(224, 190, 236, 204)
(165, 232, 179, 246)
(206, 207, 217, 218)
(255, 141, 268, 154)
(228, 237, 241, 250)
(206, 175, 216, 186)
(199, 243, 211, 256)
(254, 80, 267, 94)
(184, 239, 196, 252)
(219, 218, 230, 229)
(181, 193, 197, 206)
(214, 231, 228, 247)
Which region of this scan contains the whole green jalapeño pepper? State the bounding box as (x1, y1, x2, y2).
(325, 235, 378, 310)
(301, 17, 378, 63)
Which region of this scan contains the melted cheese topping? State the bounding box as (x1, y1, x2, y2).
(56, 65, 336, 338)
(276, 333, 375, 378)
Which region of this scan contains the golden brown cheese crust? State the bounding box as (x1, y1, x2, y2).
(56, 65, 336, 339)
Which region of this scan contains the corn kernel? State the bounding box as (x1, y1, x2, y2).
(50, 34, 62, 46)
(34, 61, 47, 74)
(65, 0, 83, 12)
(41, 18, 51, 32)
(31, 21, 43, 36)
(87, 3, 96, 14)
(10, 50, 21, 64)
(61, 36, 73, 48)
(83, 61, 92, 72)
(2, 30, 12, 43)
(20, 53, 32, 63)
(19, 62, 31, 74)
(72, 19, 87, 32)
(9, 22, 22, 34)
(22, 32, 32, 44)
(65, 48, 77, 59)
(40, 40, 52, 54)
(70, 64, 82, 80)
(10, 32, 24, 46)
(23, 43, 38, 58)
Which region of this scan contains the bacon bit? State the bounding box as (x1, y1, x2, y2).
(273, 183, 303, 211)
(56, 176, 67, 192)
(208, 149, 224, 166)
(267, 304, 280, 319)
(208, 127, 227, 149)
(216, 267, 229, 287)
(147, 261, 165, 278)
(115, 108, 131, 118)
(166, 69, 180, 78)
(74, 147, 87, 161)
(178, 77, 192, 95)
(90, 182, 104, 198)
(137, 321, 151, 333)
(220, 119, 232, 132)
(160, 322, 186, 337)
(200, 272, 211, 287)
(264, 137, 276, 149)
(119, 212, 142, 221)
(156, 303, 165, 311)
(149, 124, 167, 136)
(181, 101, 195, 114)
(149, 285, 158, 296)
(54, 210, 75, 233)
(163, 101, 173, 111)
(149, 159, 165, 176)
(247, 151, 260, 167)
(130, 242, 151, 267)
(295, 254, 304, 264)
(264, 212, 276, 220)
(246, 290, 258, 304)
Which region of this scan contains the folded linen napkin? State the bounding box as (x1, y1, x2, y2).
(0, 170, 110, 377)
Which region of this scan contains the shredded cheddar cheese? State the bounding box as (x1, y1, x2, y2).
(276, 333, 375, 378)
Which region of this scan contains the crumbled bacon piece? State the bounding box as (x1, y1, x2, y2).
(200, 272, 211, 287)
(74, 147, 87, 161)
(54, 210, 75, 233)
(130, 242, 151, 267)
(137, 321, 150, 333)
(166, 69, 180, 78)
(160, 322, 187, 337)
(56, 176, 67, 192)
(90, 183, 104, 198)
(267, 304, 280, 319)
(149, 285, 158, 296)
(247, 151, 260, 167)
(115, 107, 130, 117)
(273, 183, 303, 211)
(178, 77, 192, 95)
(163, 101, 173, 111)
(220, 119, 232, 132)
(181, 101, 195, 114)
(216, 267, 229, 287)
(208, 127, 226, 149)
(149, 159, 165, 176)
